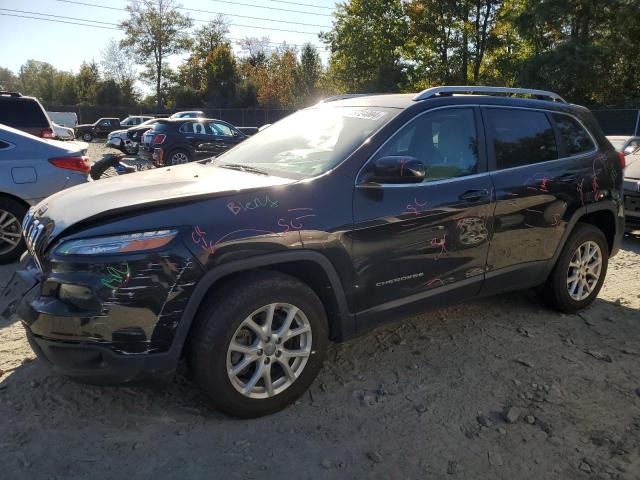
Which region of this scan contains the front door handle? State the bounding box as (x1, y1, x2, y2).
(458, 189, 490, 202)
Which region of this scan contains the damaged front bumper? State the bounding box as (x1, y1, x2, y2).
(5, 247, 202, 384)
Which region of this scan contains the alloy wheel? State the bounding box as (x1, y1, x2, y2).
(171, 152, 189, 164)
(566, 240, 602, 301)
(226, 303, 313, 399)
(0, 209, 21, 255)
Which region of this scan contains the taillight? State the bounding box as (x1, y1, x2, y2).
(41, 127, 55, 139)
(153, 134, 166, 144)
(48, 156, 91, 173)
(618, 151, 626, 169)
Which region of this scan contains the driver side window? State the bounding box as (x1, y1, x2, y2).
(376, 108, 479, 182)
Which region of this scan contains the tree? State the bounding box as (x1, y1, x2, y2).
(0, 67, 20, 91)
(255, 47, 299, 108)
(76, 61, 100, 104)
(95, 79, 123, 106)
(297, 43, 322, 104)
(177, 16, 230, 102)
(100, 38, 139, 105)
(202, 44, 238, 107)
(321, 0, 408, 93)
(18, 60, 57, 102)
(54, 72, 79, 105)
(120, 0, 193, 109)
(193, 14, 229, 58)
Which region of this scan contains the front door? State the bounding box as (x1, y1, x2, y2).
(351, 106, 494, 329)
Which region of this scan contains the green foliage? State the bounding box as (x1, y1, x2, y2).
(0, 67, 20, 91)
(321, 0, 408, 93)
(76, 61, 100, 104)
(95, 79, 123, 106)
(202, 44, 238, 107)
(119, 0, 193, 108)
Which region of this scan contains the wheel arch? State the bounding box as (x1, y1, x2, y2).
(550, 201, 621, 267)
(0, 191, 31, 211)
(173, 251, 354, 359)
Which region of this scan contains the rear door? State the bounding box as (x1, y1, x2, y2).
(480, 106, 599, 294)
(351, 106, 494, 329)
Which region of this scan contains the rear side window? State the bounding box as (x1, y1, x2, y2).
(551, 113, 595, 155)
(485, 108, 557, 169)
(0, 99, 49, 128)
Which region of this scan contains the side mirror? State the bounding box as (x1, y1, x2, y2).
(365, 156, 425, 184)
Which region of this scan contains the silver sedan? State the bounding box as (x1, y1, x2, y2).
(0, 124, 91, 262)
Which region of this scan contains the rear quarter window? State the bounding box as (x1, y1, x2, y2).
(551, 113, 595, 155)
(0, 99, 49, 128)
(485, 108, 557, 169)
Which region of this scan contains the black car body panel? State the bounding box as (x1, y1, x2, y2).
(6, 93, 624, 384)
(75, 118, 122, 139)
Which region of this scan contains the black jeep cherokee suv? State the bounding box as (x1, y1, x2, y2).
(2, 86, 625, 418)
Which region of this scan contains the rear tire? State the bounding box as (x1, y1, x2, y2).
(187, 271, 328, 418)
(542, 223, 609, 313)
(0, 198, 27, 264)
(168, 149, 191, 165)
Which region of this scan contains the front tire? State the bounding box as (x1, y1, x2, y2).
(81, 132, 93, 142)
(0, 198, 27, 264)
(188, 272, 328, 418)
(542, 223, 609, 313)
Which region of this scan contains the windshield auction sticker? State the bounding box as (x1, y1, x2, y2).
(342, 109, 388, 121)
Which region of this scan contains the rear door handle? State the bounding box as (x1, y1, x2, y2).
(458, 189, 490, 202)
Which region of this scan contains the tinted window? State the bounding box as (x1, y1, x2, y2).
(486, 109, 557, 169)
(374, 107, 479, 182)
(0, 99, 48, 128)
(0, 140, 10, 149)
(552, 113, 595, 155)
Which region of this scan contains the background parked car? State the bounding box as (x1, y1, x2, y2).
(51, 122, 75, 140)
(608, 135, 640, 231)
(169, 110, 205, 119)
(120, 115, 154, 127)
(107, 118, 159, 155)
(138, 118, 247, 166)
(75, 117, 121, 142)
(0, 91, 55, 139)
(0, 124, 91, 262)
(607, 135, 640, 157)
(47, 111, 78, 128)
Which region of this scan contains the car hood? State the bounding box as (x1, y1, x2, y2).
(32, 162, 295, 241)
(108, 129, 127, 136)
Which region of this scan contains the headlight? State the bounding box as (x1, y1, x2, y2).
(55, 230, 178, 255)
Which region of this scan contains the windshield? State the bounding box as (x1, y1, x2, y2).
(212, 106, 398, 179)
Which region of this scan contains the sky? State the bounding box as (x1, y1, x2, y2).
(0, 0, 336, 82)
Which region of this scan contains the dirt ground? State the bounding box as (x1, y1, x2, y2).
(1, 142, 639, 479)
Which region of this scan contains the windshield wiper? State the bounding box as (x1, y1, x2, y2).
(218, 163, 269, 175)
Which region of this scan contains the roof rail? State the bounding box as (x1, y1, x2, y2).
(413, 86, 566, 103)
(320, 93, 375, 103)
(0, 91, 23, 97)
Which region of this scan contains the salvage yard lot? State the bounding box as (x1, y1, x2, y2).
(0, 235, 638, 479)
